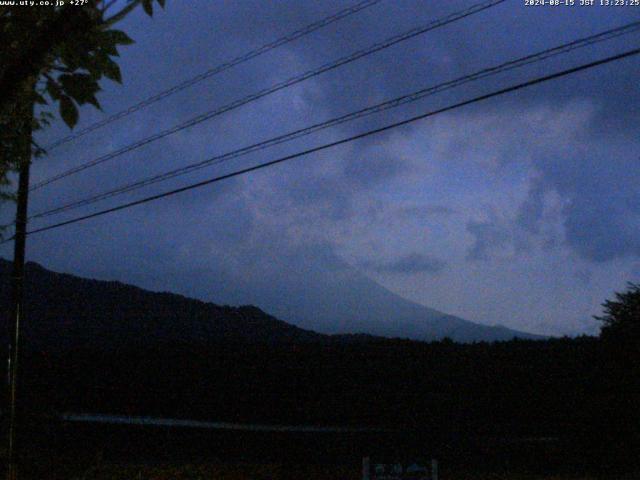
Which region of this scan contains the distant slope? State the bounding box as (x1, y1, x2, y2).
(248, 264, 544, 342)
(0, 259, 543, 347)
(0, 259, 328, 350)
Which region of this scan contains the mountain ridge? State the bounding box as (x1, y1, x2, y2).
(0, 258, 544, 347)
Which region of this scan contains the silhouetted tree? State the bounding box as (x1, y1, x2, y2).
(0, 0, 165, 206)
(591, 283, 640, 466)
(595, 282, 640, 344)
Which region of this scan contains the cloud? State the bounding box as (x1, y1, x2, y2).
(343, 151, 410, 188)
(448, 98, 640, 266)
(6, 0, 638, 339)
(520, 121, 640, 263)
(466, 219, 511, 261)
(363, 252, 446, 275)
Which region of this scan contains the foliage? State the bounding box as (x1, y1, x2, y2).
(595, 282, 640, 343)
(0, 0, 165, 202)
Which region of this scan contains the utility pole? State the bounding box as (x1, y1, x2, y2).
(6, 101, 33, 480)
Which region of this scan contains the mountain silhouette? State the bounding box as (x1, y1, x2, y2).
(250, 263, 544, 342)
(0, 258, 542, 349)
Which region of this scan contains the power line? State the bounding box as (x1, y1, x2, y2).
(31, 0, 506, 191)
(28, 20, 640, 221)
(34, 0, 504, 189)
(43, 0, 385, 151)
(14, 47, 639, 240)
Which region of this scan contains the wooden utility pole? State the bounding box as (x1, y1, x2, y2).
(7, 162, 30, 480)
(6, 100, 33, 480)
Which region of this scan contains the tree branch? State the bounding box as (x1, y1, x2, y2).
(104, 0, 141, 26)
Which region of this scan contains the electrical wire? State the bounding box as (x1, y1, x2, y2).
(28, 20, 640, 221)
(43, 0, 386, 151)
(31, 0, 506, 191)
(13, 46, 639, 241)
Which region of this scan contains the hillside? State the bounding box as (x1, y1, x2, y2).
(0, 258, 541, 348)
(0, 259, 329, 350)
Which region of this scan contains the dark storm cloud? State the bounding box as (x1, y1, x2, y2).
(536, 148, 640, 262)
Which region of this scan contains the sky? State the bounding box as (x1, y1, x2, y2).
(2, 0, 639, 337)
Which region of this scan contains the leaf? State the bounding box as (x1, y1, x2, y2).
(103, 1, 138, 26)
(156, 0, 165, 7)
(58, 43, 82, 71)
(142, 0, 153, 16)
(87, 94, 102, 110)
(34, 93, 48, 105)
(105, 29, 134, 46)
(59, 95, 78, 129)
(102, 57, 122, 83)
(84, 50, 108, 78)
(85, 50, 121, 84)
(58, 74, 101, 109)
(59, 73, 99, 103)
(101, 40, 119, 57)
(46, 78, 63, 101)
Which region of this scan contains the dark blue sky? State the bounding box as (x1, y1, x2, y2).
(2, 0, 639, 336)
